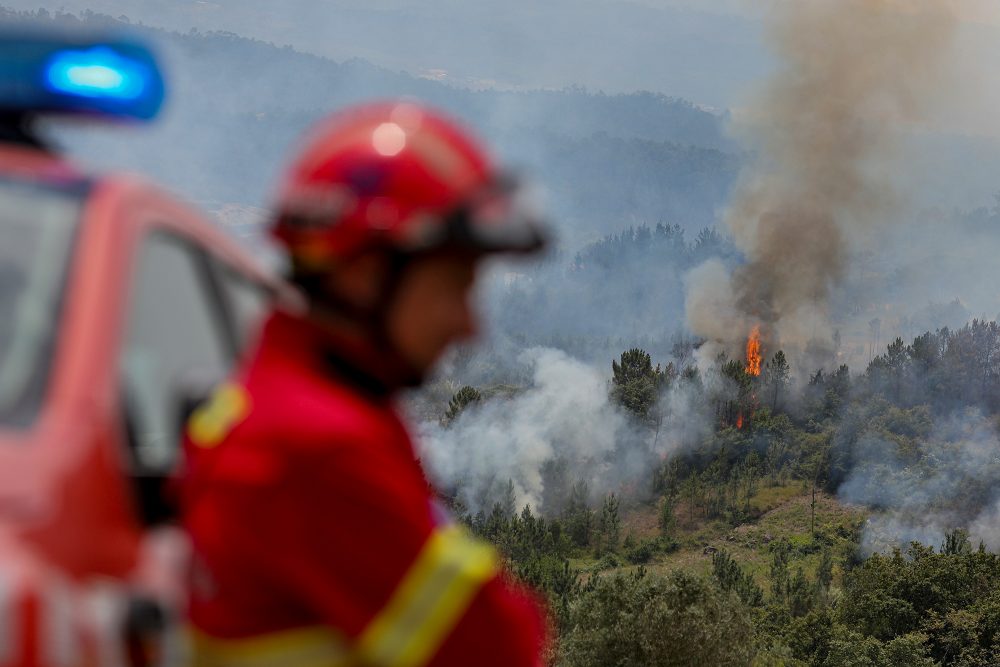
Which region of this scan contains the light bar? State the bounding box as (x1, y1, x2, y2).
(0, 29, 165, 121)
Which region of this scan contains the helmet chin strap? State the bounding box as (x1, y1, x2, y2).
(367, 250, 426, 388)
(299, 250, 426, 391)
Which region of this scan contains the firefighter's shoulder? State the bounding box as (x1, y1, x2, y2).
(255, 369, 403, 455)
(198, 381, 409, 486)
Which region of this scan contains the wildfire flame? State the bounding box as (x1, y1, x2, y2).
(746, 326, 763, 377)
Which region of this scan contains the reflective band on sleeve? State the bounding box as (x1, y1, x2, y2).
(187, 526, 497, 667)
(355, 524, 499, 667)
(187, 383, 251, 449)
(188, 625, 351, 667)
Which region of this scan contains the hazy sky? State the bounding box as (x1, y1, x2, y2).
(3, 0, 999, 136)
(655, 0, 1000, 139)
(656, 0, 1000, 24)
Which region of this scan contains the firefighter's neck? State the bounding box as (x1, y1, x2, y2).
(305, 302, 370, 343)
(293, 253, 424, 391)
(303, 300, 423, 395)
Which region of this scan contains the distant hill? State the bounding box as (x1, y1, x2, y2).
(3, 8, 741, 243)
(0, 0, 773, 107)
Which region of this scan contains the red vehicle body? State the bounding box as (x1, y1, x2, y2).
(0, 142, 278, 666)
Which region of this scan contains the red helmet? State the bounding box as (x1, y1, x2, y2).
(272, 101, 548, 269)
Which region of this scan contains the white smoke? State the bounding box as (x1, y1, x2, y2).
(417, 348, 624, 513)
(417, 347, 715, 514)
(838, 408, 1000, 554)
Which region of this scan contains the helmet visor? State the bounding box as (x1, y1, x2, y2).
(408, 174, 550, 255)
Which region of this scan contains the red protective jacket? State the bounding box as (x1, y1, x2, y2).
(179, 311, 546, 666)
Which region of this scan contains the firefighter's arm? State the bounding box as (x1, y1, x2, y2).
(267, 443, 547, 667)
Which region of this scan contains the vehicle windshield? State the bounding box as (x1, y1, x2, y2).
(0, 177, 83, 428)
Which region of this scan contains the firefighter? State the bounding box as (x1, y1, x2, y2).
(179, 101, 549, 666)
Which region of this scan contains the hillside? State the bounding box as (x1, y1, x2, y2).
(0, 0, 773, 105)
(426, 319, 1000, 665)
(1, 7, 741, 244)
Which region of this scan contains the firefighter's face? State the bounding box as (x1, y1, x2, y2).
(385, 252, 479, 373)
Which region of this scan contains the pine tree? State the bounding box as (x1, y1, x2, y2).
(501, 478, 517, 519)
(659, 494, 676, 537)
(445, 385, 482, 423)
(564, 481, 593, 547)
(763, 350, 791, 412)
(598, 493, 621, 553)
(611, 348, 667, 421)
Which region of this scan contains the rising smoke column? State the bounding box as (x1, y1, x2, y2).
(686, 0, 957, 360)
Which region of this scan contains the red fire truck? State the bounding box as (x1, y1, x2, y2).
(0, 29, 279, 665)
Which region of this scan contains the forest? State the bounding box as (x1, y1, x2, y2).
(402, 203, 1000, 667)
(439, 313, 1000, 665)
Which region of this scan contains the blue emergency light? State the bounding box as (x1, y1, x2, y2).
(0, 29, 165, 121)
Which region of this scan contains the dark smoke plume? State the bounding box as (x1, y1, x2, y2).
(686, 0, 957, 365)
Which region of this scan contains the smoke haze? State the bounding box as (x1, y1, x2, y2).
(418, 348, 624, 513)
(686, 0, 958, 367)
(838, 408, 1000, 554)
(417, 347, 716, 514)
(7, 2, 1000, 547)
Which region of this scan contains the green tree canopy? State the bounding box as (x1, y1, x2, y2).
(445, 385, 482, 423)
(557, 570, 755, 666)
(611, 348, 669, 421)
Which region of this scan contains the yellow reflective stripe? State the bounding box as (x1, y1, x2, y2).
(188, 625, 351, 667)
(188, 383, 251, 448)
(187, 526, 497, 667)
(356, 524, 498, 667)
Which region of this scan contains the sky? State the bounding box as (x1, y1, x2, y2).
(657, 0, 1000, 138)
(657, 0, 1000, 25)
(3, 0, 999, 139)
(0, 0, 765, 107)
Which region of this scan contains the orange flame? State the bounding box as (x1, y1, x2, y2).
(746, 326, 762, 377)
(736, 413, 744, 429)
